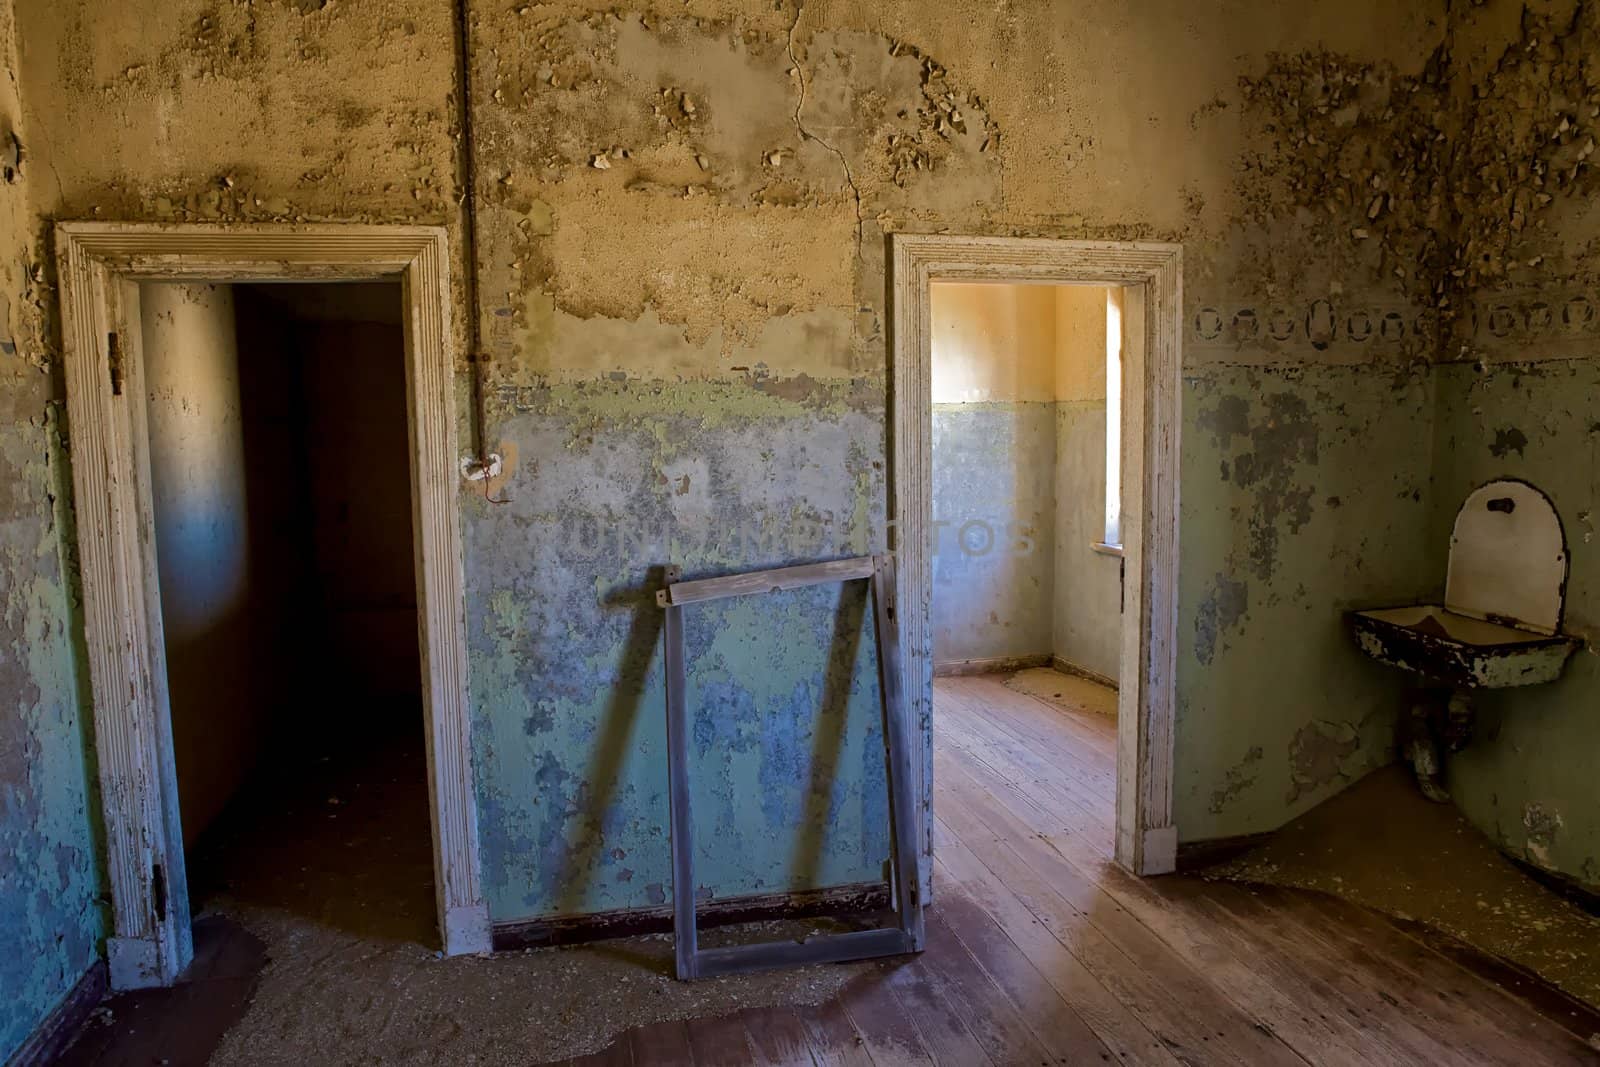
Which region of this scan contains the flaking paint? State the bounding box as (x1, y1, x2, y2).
(0, 402, 105, 1058)
(0, 0, 104, 1056)
(1431, 358, 1600, 893)
(16, 1, 1600, 1049)
(465, 376, 888, 918)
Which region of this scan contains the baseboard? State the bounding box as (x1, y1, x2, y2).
(933, 653, 1050, 678)
(1049, 655, 1120, 690)
(1174, 829, 1278, 871)
(492, 882, 890, 951)
(6, 960, 106, 1067)
(1506, 856, 1600, 920)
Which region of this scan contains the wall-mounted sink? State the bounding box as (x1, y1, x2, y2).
(1349, 479, 1583, 801)
(1350, 604, 1579, 689)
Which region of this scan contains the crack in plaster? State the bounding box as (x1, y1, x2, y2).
(785, 1, 865, 260)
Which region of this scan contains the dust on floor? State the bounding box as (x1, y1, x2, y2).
(1003, 666, 1117, 716)
(63, 731, 872, 1065)
(205, 905, 869, 1065)
(1203, 764, 1600, 1011)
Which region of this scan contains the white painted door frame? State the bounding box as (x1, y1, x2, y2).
(889, 234, 1183, 886)
(54, 222, 492, 989)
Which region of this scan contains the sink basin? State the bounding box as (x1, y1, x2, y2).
(1350, 604, 1580, 689)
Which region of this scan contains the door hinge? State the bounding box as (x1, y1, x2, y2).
(107, 332, 124, 396)
(150, 862, 167, 922)
(1119, 557, 1126, 613)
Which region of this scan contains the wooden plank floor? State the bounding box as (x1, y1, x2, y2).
(575, 672, 1600, 1066)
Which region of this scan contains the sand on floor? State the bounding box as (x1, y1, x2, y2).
(1203, 765, 1600, 1011)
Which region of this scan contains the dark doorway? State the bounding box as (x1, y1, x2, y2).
(140, 279, 435, 948)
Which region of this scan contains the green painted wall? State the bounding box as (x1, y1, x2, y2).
(0, 382, 106, 1062)
(1419, 1, 1600, 894)
(930, 401, 1056, 667)
(1432, 358, 1600, 891)
(1054, 399, 1121, 683)
(1177, 363, 1437, 834)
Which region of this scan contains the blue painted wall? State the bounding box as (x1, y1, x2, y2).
(0, 389, 105, 1060)
(465, 379, 891, 920)
(0, 2, 105, 1055)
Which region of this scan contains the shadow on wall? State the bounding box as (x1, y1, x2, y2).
(552, 570, 878, 912)
(792, 581, 869, 888)
(555, 565, 669, 915)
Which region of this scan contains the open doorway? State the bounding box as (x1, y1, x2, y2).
(929, 281, 1124, 858)
(57, 224, 490, 989)
(889, 234, 1181, 886)
(139, 280, 435, 946)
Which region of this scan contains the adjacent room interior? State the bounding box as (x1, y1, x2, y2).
(140, 281, 436, 949)
(930, 281, 1124, 861)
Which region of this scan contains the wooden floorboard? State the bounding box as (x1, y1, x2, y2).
(724, 670, 1589, 1067)
(684, 1010, 759, 1066)
(741, 1006, 820, 1067)
(929, 871, 1120, 1063)
(1291, 888, 1600, 1064)
(935, 771, 1306, 1065)
(626, 1019, 696, 1066)
(794, 997, 875, 1067)
(838, 964, 937, 1066)
(933, 843, 1181, 1066)
(75, 670, 1596, 1066)
(914, 913, 1060, 1066)
(936, 703, 1116, 840)
(876, 954, 995, 1066)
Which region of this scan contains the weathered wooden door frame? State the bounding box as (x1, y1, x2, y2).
(889, 234, 1183, 885)
(55, 222, 492, 989)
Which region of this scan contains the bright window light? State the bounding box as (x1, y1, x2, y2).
(1104, 290, 1122, 548)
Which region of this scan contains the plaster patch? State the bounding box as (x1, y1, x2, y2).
(1523, 801, 1563, 868)
(1490, 426, 1528, 458)
(1210, 745, 1264, 814)
(1194, 572, 1248, 666)
(1287, 719, 1361, 804)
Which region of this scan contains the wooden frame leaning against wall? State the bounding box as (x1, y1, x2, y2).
(655, 555, 924, 980)
(888, 234, 1183, 884)
(54, 222, 491, 989)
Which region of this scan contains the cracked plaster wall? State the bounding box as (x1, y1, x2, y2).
(18, 2, 1571, 1038)
(1420, 0, 1600, 897)
(0, 0, 104, 1059)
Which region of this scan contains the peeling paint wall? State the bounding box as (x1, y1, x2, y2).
(1433, 359, 1600, 892)
(1418, 0, 1600, 895)
(5, 0, 1473, 1004)
(1177, 363, 1436, 838)
(466, 380, 889, 916)
(0, 0, 104, 1057)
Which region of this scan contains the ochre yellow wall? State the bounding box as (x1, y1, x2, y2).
(930, 283, 1058, 403)
(1055, 286, 1109, 403)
